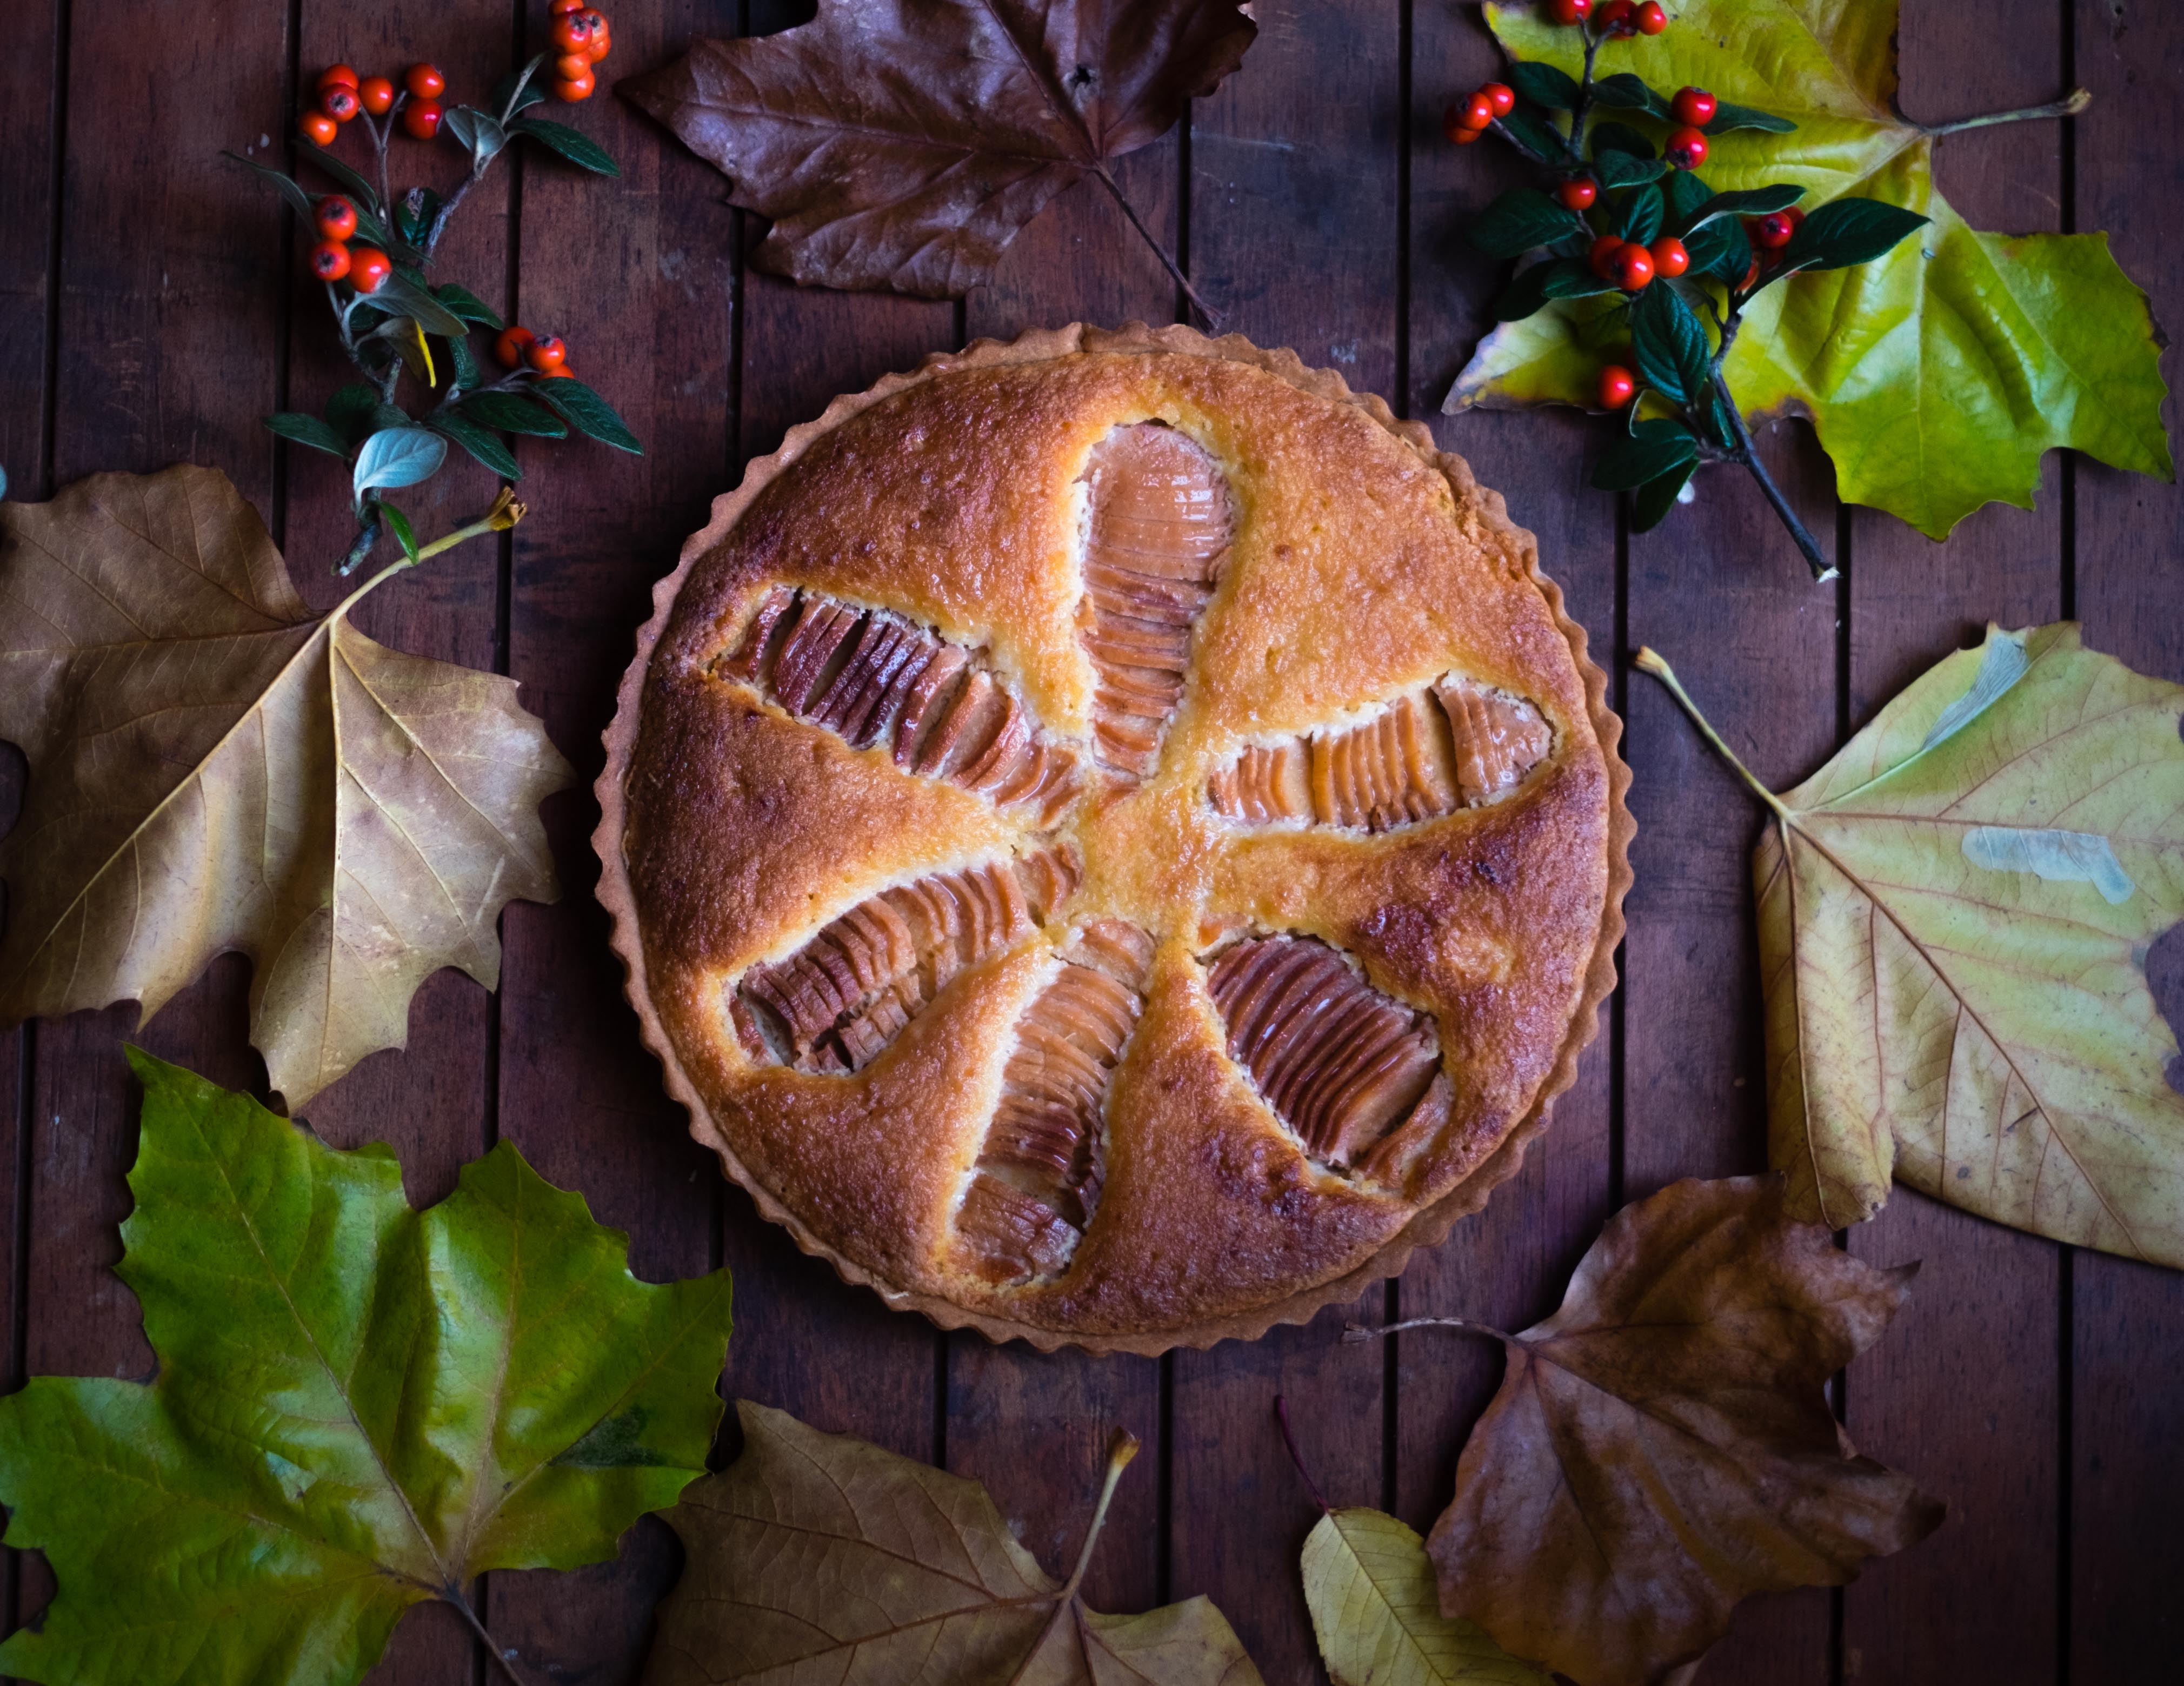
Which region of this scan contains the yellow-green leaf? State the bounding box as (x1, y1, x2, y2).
(1648, 625, 2184, 1266)
(1449, 0, 2172, 539)
(1302, 1507, 1550, 1686)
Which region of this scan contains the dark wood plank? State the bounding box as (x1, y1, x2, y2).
(1837, 3, 2068, 1680)
(944, 147, 1177, 1615)
(1396, 0, 1621, 1541)
(484, 3, 742, 1680)
(1168, 1, 1402, 1676)
(2067, 0, 2184, 1674)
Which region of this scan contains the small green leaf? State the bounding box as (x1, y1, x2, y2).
(430, 413, 524, 480)
(1497, 107, 1568, 164)
(1615, 183, 1664, 247)
(1704, 101, 1797, 134)
(1507, 61, 1581, 111)
(395, 188, 442, 250)
(460, 391, 570, 438)
(1470, 187, 1589, 258)
(1595, 149, 1667, 189)
(1782, 198, 1930, 271)
(223, 152, 316, 223)
(1589, 122, 1654, 159)
(432, 282, 504, 330)
(263, 413, 351, 458)
(1633, 455, 1699, 530)
(1541, 260, 1619, 300)
(353, 427, 448, 512)
(296, 140, 382, 216)
(445, 334, 482, 395)
(1594, 429, 1699, 492)
(379, 500, 421, 565)
(1688, 212, 1752, 286)
(370, 273, 470, 340)
(532, 377, 643, 454)
(1663, 168, 1713, 229)
(508, 117, 621, 177)
(1688, 185, 1807, 228)
(325, 383, 382, 446)
(1590, 73, 1670, 119)
(1494, 263, 1556, 323)
(490, 55, 551, 120)
(442, 107, 508, 164)
(1630, 282, 1713, 406)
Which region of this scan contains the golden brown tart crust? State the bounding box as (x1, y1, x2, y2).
(596, 323, 1632, 1353)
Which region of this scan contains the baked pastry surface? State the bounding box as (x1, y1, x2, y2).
(596, 324, 1630, 1352)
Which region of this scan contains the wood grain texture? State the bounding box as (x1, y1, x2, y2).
(1836, 3, 2068, 1680)
(2067, 0, 2184, 1675)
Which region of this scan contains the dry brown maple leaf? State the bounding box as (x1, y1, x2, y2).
(645, 1400, 1264, 1686)
(622, 0, 1256, 312)
(1397, 1176, 1942, 1686)
(0, 466, 572, 1108)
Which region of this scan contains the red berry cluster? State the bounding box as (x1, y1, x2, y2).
(1546, 0, 1667, 31)
(307, 194, 393, 294)
(1442, 80, 1515, 147)
(496, 324, 577, 381)
(302, 62, 450, 147)
(548, 0, 613, 102)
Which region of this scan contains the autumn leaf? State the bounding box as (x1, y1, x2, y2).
(1642, 625, 2184, 1267)
(646, 1402, 1263, 1685)
(1302, 1507, 1550, 1686)
(0, 1050, 735, 1686)
(0, 465, 573, 1108)
(1446, 0, 2172, 539)
(1399, 1176, 1941, 1686)
(622, 0, 1255, 310)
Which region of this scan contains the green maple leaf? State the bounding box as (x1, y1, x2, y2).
(0, 1051, 734, 1686)
(1446, 0, 2172, 540)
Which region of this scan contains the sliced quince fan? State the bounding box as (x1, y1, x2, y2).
(598, 323, 1627, 1352)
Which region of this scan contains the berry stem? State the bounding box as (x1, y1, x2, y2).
(1918, 86, 2089, 136)
(1091, 163, 1223, 329)
(1712, 368, 1835, 582)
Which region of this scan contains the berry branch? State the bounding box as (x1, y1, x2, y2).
(229, 1, 639, 575)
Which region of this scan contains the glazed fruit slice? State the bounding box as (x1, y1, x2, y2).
(954, 920, 1155, 1284)
(733, 845, 1080, 1073)
(723, 587, 1082, 823)
(1206, 933, 1440, 1167)
(1207, 676, 1552, 831)
(1077, 423, 1235, 781)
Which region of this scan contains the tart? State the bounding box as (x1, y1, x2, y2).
(595, 323, 1631, 1353)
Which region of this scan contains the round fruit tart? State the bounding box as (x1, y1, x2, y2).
(595, 323, 1630, 1352)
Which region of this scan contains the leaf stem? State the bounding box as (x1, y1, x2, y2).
(442, 1585, 531, 1686)
(1091, 164, 1223, 329)
(1633, 646, 1793, 818)
(1272, 1396, 1330, 1515)
(1060, 1429, 1140, 1599)
(1919, 87, 2089, 136)
(1342, 1316, 1514, 1345)
(336, 487, 525, 581)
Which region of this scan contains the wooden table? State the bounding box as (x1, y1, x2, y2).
(3, 2, 2179, 1681)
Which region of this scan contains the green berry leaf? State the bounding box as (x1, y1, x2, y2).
(0, 1051, 734, 1686)
(263, 412, 351, 459)
(1540, 257, 1620, 300)
(1506, 61, 1581, 112)
(1615, 183, 1664, 247)
(432, 282, 505, 331)
(223, 152, 317, 224)
(1704, 100, 1797, 134)
(1470, 187, 1589, 258)
(532, 376, 643, 454)
(1590, 72, 1671, 120)
(1450, 0, 2172, 539)
(379, 500, 422, 565)
(1495, 107, 1569, 166)
(508, 117, 622, 178)
(1780, 196, 1930, 272)
(1684, 211, 1752, 286)
(444, 333, 482, 396)
(395, 188, 442, 250)
(1662, 167, 1714, 229)
(1594, 148, 1667, 189)
(324, 383, 383, 446)
(1686, 184, 1806, 227)
(1594, 428, 1699, 492)
(369, 272, 470, 340)
(296, 139, 384, 218)
(352, 427, 448, 515)
(460, 390, 571, 438)
(1493, 262, 1557, 323)
(430, 412, 524, 480)
(1632, 454, 1700, 531)
(1630, 281, 1714, 407)
(442, 106, 509, 165)
(1588, 121, 1654, 160)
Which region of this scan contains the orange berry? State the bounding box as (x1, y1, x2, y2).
(526, 335, 569, 372)
(349, 247, 391, 293)
(1665, 127, 1709, 169)
(1610, 242, 1655, 290)
(1649, 236, 1690, 277)
(317, 64, 359, 92)
(540, 364, 576, 379)
(495, 326, 538, 369)
(585, 24, 613, 64)
(358, 76, 396, 116)
(315, 196, 357, 240)
(1596, 364, 1636, 409)
(1481, 82, 1515, 118)
(1451, 125, 1482, 144)
(1557, 176, 1598, 211)
(1548, 0, 1590, 21)
(1670, 87, 1717, 128)
(1589, 234, 1624, 278)
(405, 62, 445, 99)
(1635, 1, 1669, 34)
(403, 98, 443, 140)
(555, 52, 593, 82)
(552, 68, 596, 101)
(551, 0, 585, 12)
(299, 110, 339, 146)
(550, 12, 598, 52)
(309, 239, 351, 281)
(319, 84, 361, 123)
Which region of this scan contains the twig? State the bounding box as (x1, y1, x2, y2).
(1092, 164, 1223, 330)
(1919, 87, 2089, 136)
(1272, 1396, 1330, 1514)
(1710, 371, 1834, 582)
